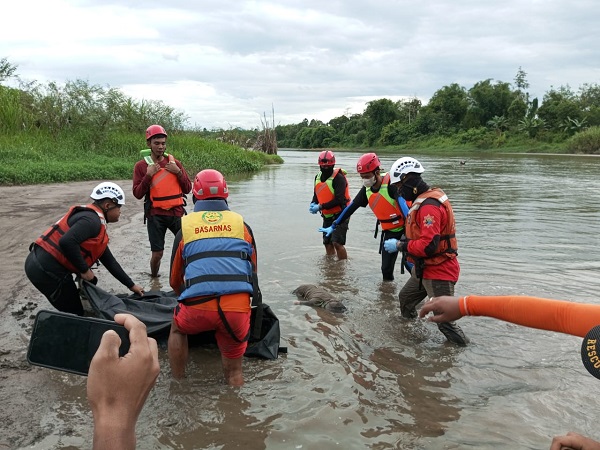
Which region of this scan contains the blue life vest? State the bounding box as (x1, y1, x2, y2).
(178, 210, 254, 301)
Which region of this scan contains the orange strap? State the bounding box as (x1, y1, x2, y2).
(459, 295, 600, 338)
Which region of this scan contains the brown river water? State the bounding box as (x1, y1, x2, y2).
(1, 150, 599, 449)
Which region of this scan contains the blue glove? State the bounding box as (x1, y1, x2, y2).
(309, 202, 320, 214)
(319, 223, 336, 237)
(384, 238, 399, 253)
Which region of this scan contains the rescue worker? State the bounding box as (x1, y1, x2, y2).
(132, 124, 192, 278)
(24, 182, 145, 316)
(320, 152, 409, 281)
(309, 150, 351, 260)
(168, 169, 258, 386)
(383, 157, 468, 345)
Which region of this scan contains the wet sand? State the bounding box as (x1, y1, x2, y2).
(0, 180, 144, 449)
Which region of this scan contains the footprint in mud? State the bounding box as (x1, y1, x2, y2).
(11, 301, 38, 320)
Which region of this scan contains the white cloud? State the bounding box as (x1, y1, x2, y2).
(1, 0, 599, 129)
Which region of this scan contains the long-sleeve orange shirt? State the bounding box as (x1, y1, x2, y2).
(460, 295, 600, 338)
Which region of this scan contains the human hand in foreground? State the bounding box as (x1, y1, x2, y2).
(549, 431, 600, 450)
(130, 284, 145, 296)
(418, 296, 463, 323)
(309, 203, 320, 214)
(318, 224, 336, 237)
(383, 239, 399, 253)
(88, 313, 159, 450)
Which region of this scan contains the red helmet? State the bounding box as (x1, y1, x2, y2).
(356, 153, 381, 174)
(146, 124, 168, 140)
(318, 150, 335, 167)
(193, 169, 229, 200)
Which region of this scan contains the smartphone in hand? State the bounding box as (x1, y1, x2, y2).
(27, 310, 130, 376)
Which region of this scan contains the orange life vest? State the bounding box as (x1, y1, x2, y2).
(314, 168, 350, 217)
(405, 188, 458, 265)
(149, 155, 185, 210)
(34, 204, 109, 273)
(366, 173, 405, 232)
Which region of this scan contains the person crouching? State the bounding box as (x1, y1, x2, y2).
(168, 169, 258, 386)
(24, 182, 144, 316)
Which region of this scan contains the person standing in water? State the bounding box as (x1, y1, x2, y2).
(309, 150, 351, 260)
(384, 157, 468, 346)
(320, 153, 409, 281)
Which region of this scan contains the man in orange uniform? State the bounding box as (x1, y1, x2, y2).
(133, 125, 192, 278)
(384, 157, 468, 345)
(168, 169, 258, 386)
(309, 150, 351, 260)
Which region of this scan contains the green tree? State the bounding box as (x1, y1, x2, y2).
(395, 97, 422, 124)
(363, 98, 400, 145)
(487, 115, 509, 137)
(562, 116, 588, 136)
(578, 83, 600, 127)
(328, 115, 349, 131)
(514, 66, 530, 98)
(380, 120, 419, 146)
(537, 85, 581, 131)
(464, 79, 515, 128)
(0, 57, 18, 83)
(518, 116, 546, 138)
(426, 83, 469, 131)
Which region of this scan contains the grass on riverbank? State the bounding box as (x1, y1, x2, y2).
(0, 130, 283, 185)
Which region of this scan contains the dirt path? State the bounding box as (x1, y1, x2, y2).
(0, 180, 148, 449)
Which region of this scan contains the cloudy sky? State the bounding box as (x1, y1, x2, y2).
(2, 0, 599, 130)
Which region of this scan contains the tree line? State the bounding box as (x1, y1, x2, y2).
(2, 58, 599, 154)
(274, 68, 600, 153)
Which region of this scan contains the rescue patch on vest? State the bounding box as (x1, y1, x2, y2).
(423, 214, 435, 227)
(182, 210, 245, 242)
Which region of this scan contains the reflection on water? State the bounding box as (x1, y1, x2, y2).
(33, 151, 600, 449)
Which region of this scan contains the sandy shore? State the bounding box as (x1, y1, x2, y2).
(0, 180, 150, 448)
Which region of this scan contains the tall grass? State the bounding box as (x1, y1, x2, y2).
(0, 72, 282, 185)
(0, 130, 282, 185)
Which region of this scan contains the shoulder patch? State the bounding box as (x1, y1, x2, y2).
(423, 214, 435, 227)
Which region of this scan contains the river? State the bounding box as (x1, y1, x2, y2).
(16, 149, 600, 449)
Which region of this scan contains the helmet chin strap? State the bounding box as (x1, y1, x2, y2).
(97, 199, 118, 218)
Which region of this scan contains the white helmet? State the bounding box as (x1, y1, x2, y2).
(90, 182, 125, 205)
(389, 157, 425, 184)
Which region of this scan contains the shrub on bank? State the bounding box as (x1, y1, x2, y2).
(566, 127, 600, 154)
(0, 130, 282, 185)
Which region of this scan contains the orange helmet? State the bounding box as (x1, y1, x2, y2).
(145, 124, 167, 140)
(193, 169, 229, 200)
(356, 153, 381, 174)
(318, 150, 335, 167)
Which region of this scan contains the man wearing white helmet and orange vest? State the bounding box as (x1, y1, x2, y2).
(133, 125, 192, 278)
(309, 150, 351, 260)
(383, 157, 469, 346)
(24, 182, 145, 316)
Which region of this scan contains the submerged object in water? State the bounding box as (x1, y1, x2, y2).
(292, 284, 346, 313)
